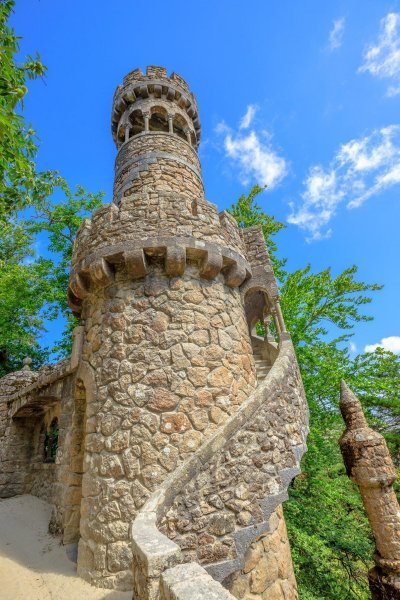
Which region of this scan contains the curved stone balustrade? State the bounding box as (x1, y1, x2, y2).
(129, 336, 309, 598)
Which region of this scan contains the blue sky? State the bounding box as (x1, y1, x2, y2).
(11, 0, 400, 356)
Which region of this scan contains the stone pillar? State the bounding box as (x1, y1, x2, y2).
(339, 380, 400, 599)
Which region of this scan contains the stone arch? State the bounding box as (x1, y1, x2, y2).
(173, 113, 189, 141)
(244, 286, 270, 335)
(129, 109, 145, 137)
(149, 105, 169, 133)
(244, 285, 279, 369)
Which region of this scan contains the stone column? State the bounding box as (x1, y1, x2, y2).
(339, 380, 400, 599)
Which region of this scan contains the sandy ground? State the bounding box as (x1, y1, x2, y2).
(0, 495, 132, 600)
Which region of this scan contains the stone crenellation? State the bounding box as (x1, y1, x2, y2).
(0, 66, 310, 599)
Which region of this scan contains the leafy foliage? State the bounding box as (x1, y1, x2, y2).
(25, 181, 104, 356)
(0, 224, 52, 374)
(0, 4, 103, 373)
(0, 0, 47, 218)
(0, 181, 103, 375)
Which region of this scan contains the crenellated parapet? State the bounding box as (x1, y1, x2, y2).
(68, 192, 254, 316)
(112, 66, 200, 148)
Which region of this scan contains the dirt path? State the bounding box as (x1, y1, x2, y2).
(0, 495, 132, 600)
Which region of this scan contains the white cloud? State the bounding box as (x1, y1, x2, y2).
(288, 125, 400, 241)
(329, 18, 345, 51)
(349, 341, 357, 354)
(216, 106, 287, 189)
(239, 104, 258, 129)
(365, 336, 400, 354)
(359, 12, 400, 96)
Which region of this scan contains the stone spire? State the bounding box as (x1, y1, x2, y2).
(339, 380, 400, 599)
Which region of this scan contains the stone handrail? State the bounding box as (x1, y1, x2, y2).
(160, 563, 236, 600)
(130, 335, 308, 598)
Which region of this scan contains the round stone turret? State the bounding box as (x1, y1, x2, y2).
(66, 66, 262, 590)
(111, 66, 203, 203)
(68, 67, 252, 316)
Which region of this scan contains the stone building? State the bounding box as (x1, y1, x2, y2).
(0, 66, 309, 599)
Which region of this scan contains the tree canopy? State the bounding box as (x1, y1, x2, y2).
(0, 1, 103, 375)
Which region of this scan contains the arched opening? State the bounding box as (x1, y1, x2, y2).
(149, 106, 169, 133)
(129, 109, 145, 137)
(173, 114, 189, 142)
(43, 417, 59, 463)
(244, 287, 279, 383)
(62, 379, 86, 547)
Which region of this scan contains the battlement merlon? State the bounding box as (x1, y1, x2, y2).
(112, 65, 200, 148)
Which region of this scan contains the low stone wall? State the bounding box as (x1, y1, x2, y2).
(161, 563, 236, 600)
(0, 330, 82, 522)
(0, 370, 38, 497)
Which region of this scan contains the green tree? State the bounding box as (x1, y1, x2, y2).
(25, 181, 104, 357)
(0, 220, 52, 374)
(0, 181, 103, 376)
(0, 0, 48, 218)
(0, 2, 104, 373)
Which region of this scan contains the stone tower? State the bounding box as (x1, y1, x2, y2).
(0, 66, 308, 599)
